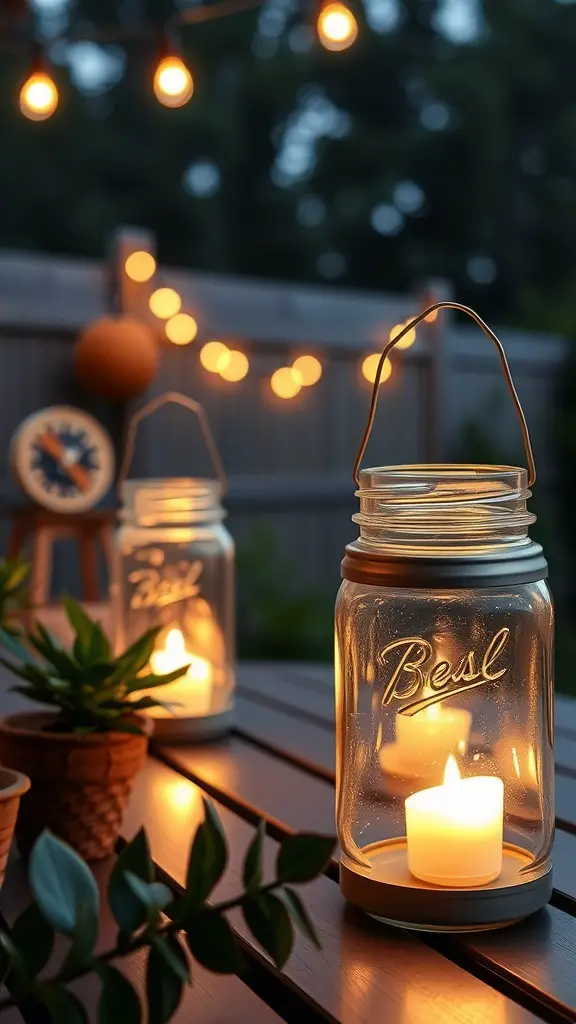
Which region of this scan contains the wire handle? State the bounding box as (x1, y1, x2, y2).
(118, 391, 227, 492)
(353, 301, 536, 488)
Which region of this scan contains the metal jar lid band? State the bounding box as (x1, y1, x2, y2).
(341, 540, 548, 589)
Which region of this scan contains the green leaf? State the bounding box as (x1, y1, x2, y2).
(280, 888, 321, 949)
(108, 829, 153, 933)
(151, 934, 190, 983)
(63, 597, 96, 647)
(98, 965, 142, 1024)
(243, 820, 265, 891)
(115, 628, 160, 682)
(276, 834, 336, 884)
(186, 912, 244, 974)
(12, 902, 55, 976)
(60, 899, 98, 977)
(0, 627, 34, 663)
(0, 929, 27, 988)
(243, 892, 294, 969)
(29, 832, 99, 937)
(39, 984, 88, 1024)
(124, 873, 173, 919)
(184, 799, 228, 909)
(130, 667, 190, 691)
(146, 942, 184, 1024)
(9, 685, 59, 707)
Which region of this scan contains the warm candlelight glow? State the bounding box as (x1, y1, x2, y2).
(153, 56, 194, 108)
(393, 701, 472, 775)
(405, 756, 504, 887)
(148, 627, 212, 717)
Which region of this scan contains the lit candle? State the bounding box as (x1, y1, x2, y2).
(148, 627, 212, 717)
(405, 756, 504, 887)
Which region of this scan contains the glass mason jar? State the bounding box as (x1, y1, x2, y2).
(336, 307, 554, 932)
(112, 394, 235, 741)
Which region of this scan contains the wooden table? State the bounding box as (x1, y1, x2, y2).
(3, 661, 576, 1023)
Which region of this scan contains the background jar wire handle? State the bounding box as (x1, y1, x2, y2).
(117, 391, 227, 493)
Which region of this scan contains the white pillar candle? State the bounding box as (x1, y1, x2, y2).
(395, 702, 472, 772)
(405, 756, 504, 887)
(148, 627, 213, 717)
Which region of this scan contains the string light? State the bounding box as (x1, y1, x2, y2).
(362, 353, 392, 385)
(165, 313, 198, 345)
(149, 287, 182, 319)
(200, 341, 229, 372)
(292, 355, 322, 386)
(125, 251, 156, 283)
(153, 56, 194, 109)
(317, 2, 358, 52)
(390, 321, 416, 351)
(219, 351, 249, 381)
(271, 367, 302, 400)
(19, 70, 58, 122)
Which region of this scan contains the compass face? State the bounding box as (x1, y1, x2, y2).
(11, 406, 115, 513)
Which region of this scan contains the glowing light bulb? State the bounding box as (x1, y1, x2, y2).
(271, 367, 302, 400)
(292, 355, 322, 386)
(125, 251, 156, 283)
(219, 351, 249, 382)
(390, 321, 416, 350)
(19, 71, 58, 122)
(154, 56, 194, 108)
(362, 353, 392, 385)
(317, 2, 358, 52)
(149, 288, 181, 319)
(200, 341, 229, 372)
(165, 313, 198, 345)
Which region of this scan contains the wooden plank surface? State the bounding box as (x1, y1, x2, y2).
(121, 759, 541, 1024)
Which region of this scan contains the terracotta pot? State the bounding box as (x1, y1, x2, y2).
(0, 767, 30, 886)
(0, 713, 151, 863)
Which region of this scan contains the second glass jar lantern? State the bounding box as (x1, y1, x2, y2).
(336, 304, 554, 932)
(113, 393, 235, 741)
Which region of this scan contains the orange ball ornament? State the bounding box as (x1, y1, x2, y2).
(75, 317, 159, 401)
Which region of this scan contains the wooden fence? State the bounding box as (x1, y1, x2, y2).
(0, 228, 567, 597)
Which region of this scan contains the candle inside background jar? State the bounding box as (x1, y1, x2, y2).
(147, 626, 213, 718)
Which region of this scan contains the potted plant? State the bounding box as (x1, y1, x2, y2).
(0, 598, 189, 862)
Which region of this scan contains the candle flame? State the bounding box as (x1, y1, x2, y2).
(165, 627, 186, 657)
(443, 754, 461, 787)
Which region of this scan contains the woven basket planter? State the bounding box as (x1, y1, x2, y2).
(0, 713, 151, 863)
(0, 767, 30, 886)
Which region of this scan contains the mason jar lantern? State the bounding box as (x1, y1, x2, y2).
(336, 303, 554, 932)
(113, 392, 235, 741)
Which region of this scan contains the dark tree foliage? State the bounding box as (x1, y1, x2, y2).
(0, 0, 576, 325)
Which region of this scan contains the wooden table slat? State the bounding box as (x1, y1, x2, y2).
(121, 758, 542, 1024)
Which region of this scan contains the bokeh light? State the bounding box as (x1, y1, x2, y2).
(317, 2, 358, 52)
(125, 251, 156, 283)
(292, 354, 322, 386)
(390, 321, 416, 350)
(362, 353, 392, 385)
(149, 288, 182, 319)
(425, 308, 439, 323)
(153, 56, 194, 108)
(200, 341, 229, 372)
(271, 367, 302, 399)
(165, 313, 198, 345)
(19, 71, 58, 122)
(220, 350, 249, 381)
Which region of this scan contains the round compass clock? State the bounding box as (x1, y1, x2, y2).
(11, 406, 115, 513)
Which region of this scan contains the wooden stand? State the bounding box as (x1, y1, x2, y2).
(6, 507, 116, 606)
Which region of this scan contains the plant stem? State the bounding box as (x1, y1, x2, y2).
(0, 880, 283, 1013)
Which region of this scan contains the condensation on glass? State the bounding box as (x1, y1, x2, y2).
(112, 394, 235, 740)
(336, 465, 554, 931)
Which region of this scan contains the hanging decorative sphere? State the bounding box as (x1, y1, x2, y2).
(75, 316, 159, 400)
